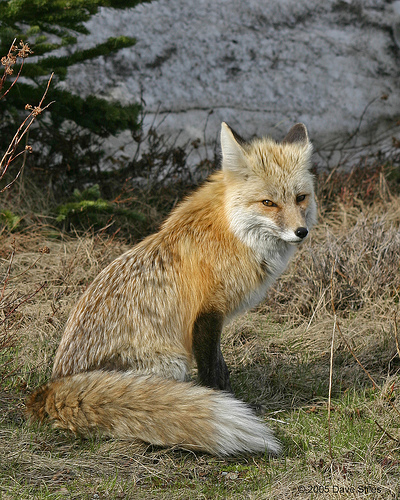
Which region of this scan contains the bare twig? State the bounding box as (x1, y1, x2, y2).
(330, 258, 379, 390)
(335, 318, 379, 390)
(333, 314, 400, 432)
(330, 260, 400, 426)
(340, 96, 380, 150)
(394, 313, 400, 361)
(0, 239, 15, 301)
(0, 282, 47, 327)
(0, 73, 54, 191)
(374, 420, 400, 444)
(328, 315, 336, 460)
(327, 262, 337, 459)
(1, 38, 54, 191)
(0, 39, 33, 100)
(6, 255, 45, 282)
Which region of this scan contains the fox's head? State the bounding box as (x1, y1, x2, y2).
(220, 122, 317, 253)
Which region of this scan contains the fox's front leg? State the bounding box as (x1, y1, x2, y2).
(192, 311, 232, 392)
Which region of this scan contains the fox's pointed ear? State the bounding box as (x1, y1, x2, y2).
(220, 122, 247, 175)
(282, 123, 313, 166)
(282, 123, 309, 145)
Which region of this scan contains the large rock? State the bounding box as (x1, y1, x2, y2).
(62, 0, 400, 168)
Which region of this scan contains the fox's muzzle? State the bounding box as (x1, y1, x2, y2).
(294, 227, 308, 239)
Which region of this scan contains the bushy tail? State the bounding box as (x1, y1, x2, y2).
(26, 370, 280, 456)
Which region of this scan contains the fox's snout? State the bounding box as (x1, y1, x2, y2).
(294, 226, 308, 239)
(279, 223, 310, 244)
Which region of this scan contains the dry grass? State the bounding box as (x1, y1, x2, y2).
(0, 167, 400, 498)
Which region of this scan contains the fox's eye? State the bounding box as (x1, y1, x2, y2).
(296, 194, 306, 203)
(262, 200, 277, 207)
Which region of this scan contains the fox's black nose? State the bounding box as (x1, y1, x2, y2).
(295, 227, 308, 239)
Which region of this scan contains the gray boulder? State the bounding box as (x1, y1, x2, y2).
(61, 0, 400, 168)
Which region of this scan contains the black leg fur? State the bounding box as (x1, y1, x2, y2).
(192, 311, 232, 392)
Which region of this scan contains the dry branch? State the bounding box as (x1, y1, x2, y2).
(0, 39, 54, 192)
(0, 39, 32, 101)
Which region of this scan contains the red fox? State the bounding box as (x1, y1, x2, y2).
(26, 122, 317, 456)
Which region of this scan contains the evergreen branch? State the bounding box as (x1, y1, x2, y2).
(21, 37, 136, 79)
(56, 199, 145, 224)
(4, 83, 140, 136)
(0, 0, 150, 34)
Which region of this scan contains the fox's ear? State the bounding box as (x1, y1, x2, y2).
(282, 123, 313, 165)
(220, 122, 247, 175)
(282, 123, 309, 145)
